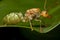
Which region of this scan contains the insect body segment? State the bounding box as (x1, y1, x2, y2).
(3, 12, 24, 25)
(41, 11, 51, 18)
(24, 8, 41, 31)
(25, 8, 41, 21)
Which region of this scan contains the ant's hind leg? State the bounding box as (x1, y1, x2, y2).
(29, 20, 33, 31)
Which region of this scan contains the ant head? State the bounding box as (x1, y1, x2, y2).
(40, 10, 51, 18)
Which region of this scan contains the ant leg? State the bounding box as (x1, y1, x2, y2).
(29, 20, 33, 31)
(41, 19, 47, 27)
(39, 20, 43, 33)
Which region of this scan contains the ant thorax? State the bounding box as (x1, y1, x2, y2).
(24, 8, 41, 21)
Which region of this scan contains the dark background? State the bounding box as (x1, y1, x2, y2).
(0, 25, 60, 40)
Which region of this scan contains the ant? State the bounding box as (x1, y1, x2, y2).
(3, 0, 51, 32)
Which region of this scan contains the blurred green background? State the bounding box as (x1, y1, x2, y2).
(0, 0, 60, 40)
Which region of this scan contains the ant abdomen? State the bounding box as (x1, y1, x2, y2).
(3, 12, 23, 25)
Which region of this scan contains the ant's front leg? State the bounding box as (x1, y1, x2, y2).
(29, 20, 33, 31)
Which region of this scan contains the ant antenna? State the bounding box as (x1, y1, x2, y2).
(44, 0, 47, 10)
